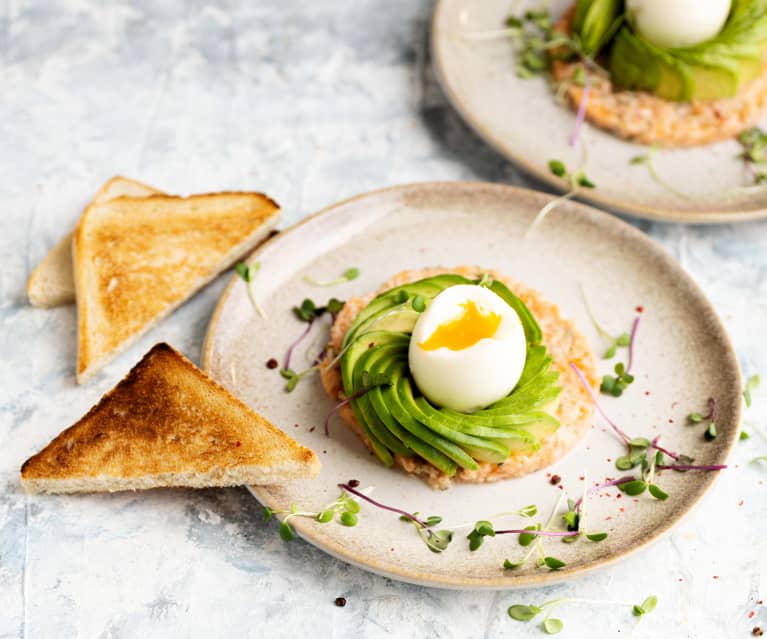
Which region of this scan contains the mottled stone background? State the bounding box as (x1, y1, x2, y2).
(1, 1, 765, 638)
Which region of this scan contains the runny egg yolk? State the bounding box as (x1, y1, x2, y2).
(418, 300, 501, 351)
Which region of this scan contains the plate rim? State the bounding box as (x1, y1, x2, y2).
(202, 180, 742, 589)
(430, 0, 767, 225)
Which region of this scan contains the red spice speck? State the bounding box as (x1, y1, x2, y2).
(607, 458, 612, 463)
(739, 500, 744, 507)
(713, 576, 719, 580)
(619, 508, 625, 513)
(668, 419, 674, 423)
(749, 611, 756, 619)
(348, 479, 360, 488)
(758, 601, 764, 605)
(235, 441, 241, 447)
(368, 342, 375, 349)
(752, 626, 763, 636)
(606, 516, 612, 521)
(678, 578, 684, 582)
(294, 423, 300, 428)
(635, 306, 644, 313)
(550, 474, 561, 485)
(579, 476, 585, 481)
(558, 485, 563, 490)
(616, 493, 622, 499)
(645, 391, 651, 396)
(323, 450, 327, 454)
(266, 358, 279, 369)
(334, 597, 347, 607)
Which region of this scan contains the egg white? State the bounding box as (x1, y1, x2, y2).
(408, 284, 527, 412)
(627, 0, 731, 49)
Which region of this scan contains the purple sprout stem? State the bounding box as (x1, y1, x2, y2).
(338, 483, 428, 528)
(495, 529, 579, 538)
(569, 70, 591, 147)
(650, 436, 680, 462)
(569, 362, 632, 445)
(284, 319, 314, 372)
(574, 476, 636, 512)
(658, 464, 727, 471)
(626, 314, 641, 374)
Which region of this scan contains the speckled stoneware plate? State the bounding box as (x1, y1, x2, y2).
(202, 182, 741, 589)
(432, 0, 767, 224)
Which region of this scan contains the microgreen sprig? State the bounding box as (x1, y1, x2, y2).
(303, 267, 360, 287)
(687, 397, 718, 442)
(629, 146, 691, 200)
(264, 489, 363, 541)
(235, 261, 267, 319)
(509, 595, 657, 635)
(525, 159, 596, 236)
(578, 284, 631, 360)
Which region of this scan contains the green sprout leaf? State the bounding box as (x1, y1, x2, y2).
(740, 431, 750, 440)
(518, 524, 541, 547)
(508, 604, 541, 622)
(543, 618, 564, 634)
(235, 261, 251, 282)
(263, 506, 274, 522)
(411, 295, 426, 313)
(339, 511, 358, 527)
(279, 521, 295, 541)
(640, 595, 658, 614)
(316, 510, 334, 523)
(586, 532, 608, 542)
(503, 559, 521, 570)
(648, 484, 669, 501)
(303, 267, 360, 287)
(518, 504, 538, 518)
(543, 556, 566, 571)
(549, 159, 567, 177)
(618, 479, 647, 496)
(704, 422, 717, 441)
(687, 412, 704, 424)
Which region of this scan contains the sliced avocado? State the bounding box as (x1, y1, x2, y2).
(340, 330, 409, 394)
(350, 301, 422, 342)
(487, 279, 542, 345)
(610, 27, 694, 101)
(576, 0, 623, 56)
(343, 274, 470, 348)
(350, 344, 414, 457)
(367, 362, 458, 476)
(383, 369, 478, 471)
(397, 379, 511, 463)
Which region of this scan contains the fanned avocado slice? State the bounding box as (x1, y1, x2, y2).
(383, 368, 478, 471)
(397, 379, 511, 463)
(341, 330, 409, 393)
(350, 344, 415, 458)
(367, 362, 458, 476)
(486, 279, 542, 345)
(343, 274, 470, 348)
(573, 0, 624, 56)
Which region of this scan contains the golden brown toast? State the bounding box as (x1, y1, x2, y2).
(21, 343, 320, 493)
(74, 191, 280, 383)
(26, 176, 163, 308)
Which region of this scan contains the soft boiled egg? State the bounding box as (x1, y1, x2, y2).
(626, 0, 731, 49)
(408, 284, 527, 412)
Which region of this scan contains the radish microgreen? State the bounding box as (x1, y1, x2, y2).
(686, 397, 718, 441)
(264, 489, 364, 541)
(235, 261, 267, 319)
(303, 267, 360, 287)
(508, 594, 657, 635)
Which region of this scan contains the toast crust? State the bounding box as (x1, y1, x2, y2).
(551, 6, 767, 147)
(21, 343, 320, 493)
(74, 192, 280, 383)
(26, 176, 162, 308)
(320, 266, 598, 489)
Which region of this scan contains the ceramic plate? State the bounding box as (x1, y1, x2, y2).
(202, 182, 741, 589)
(432, 0, 767, 224)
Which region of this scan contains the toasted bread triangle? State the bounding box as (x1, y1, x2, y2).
(21, 343, 320, 494)
(26, 176, 163, 308)
(74, 191, 280, 383)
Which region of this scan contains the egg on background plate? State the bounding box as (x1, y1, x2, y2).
(408, 284, 527, 412)
(626, 0, 731, 49)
